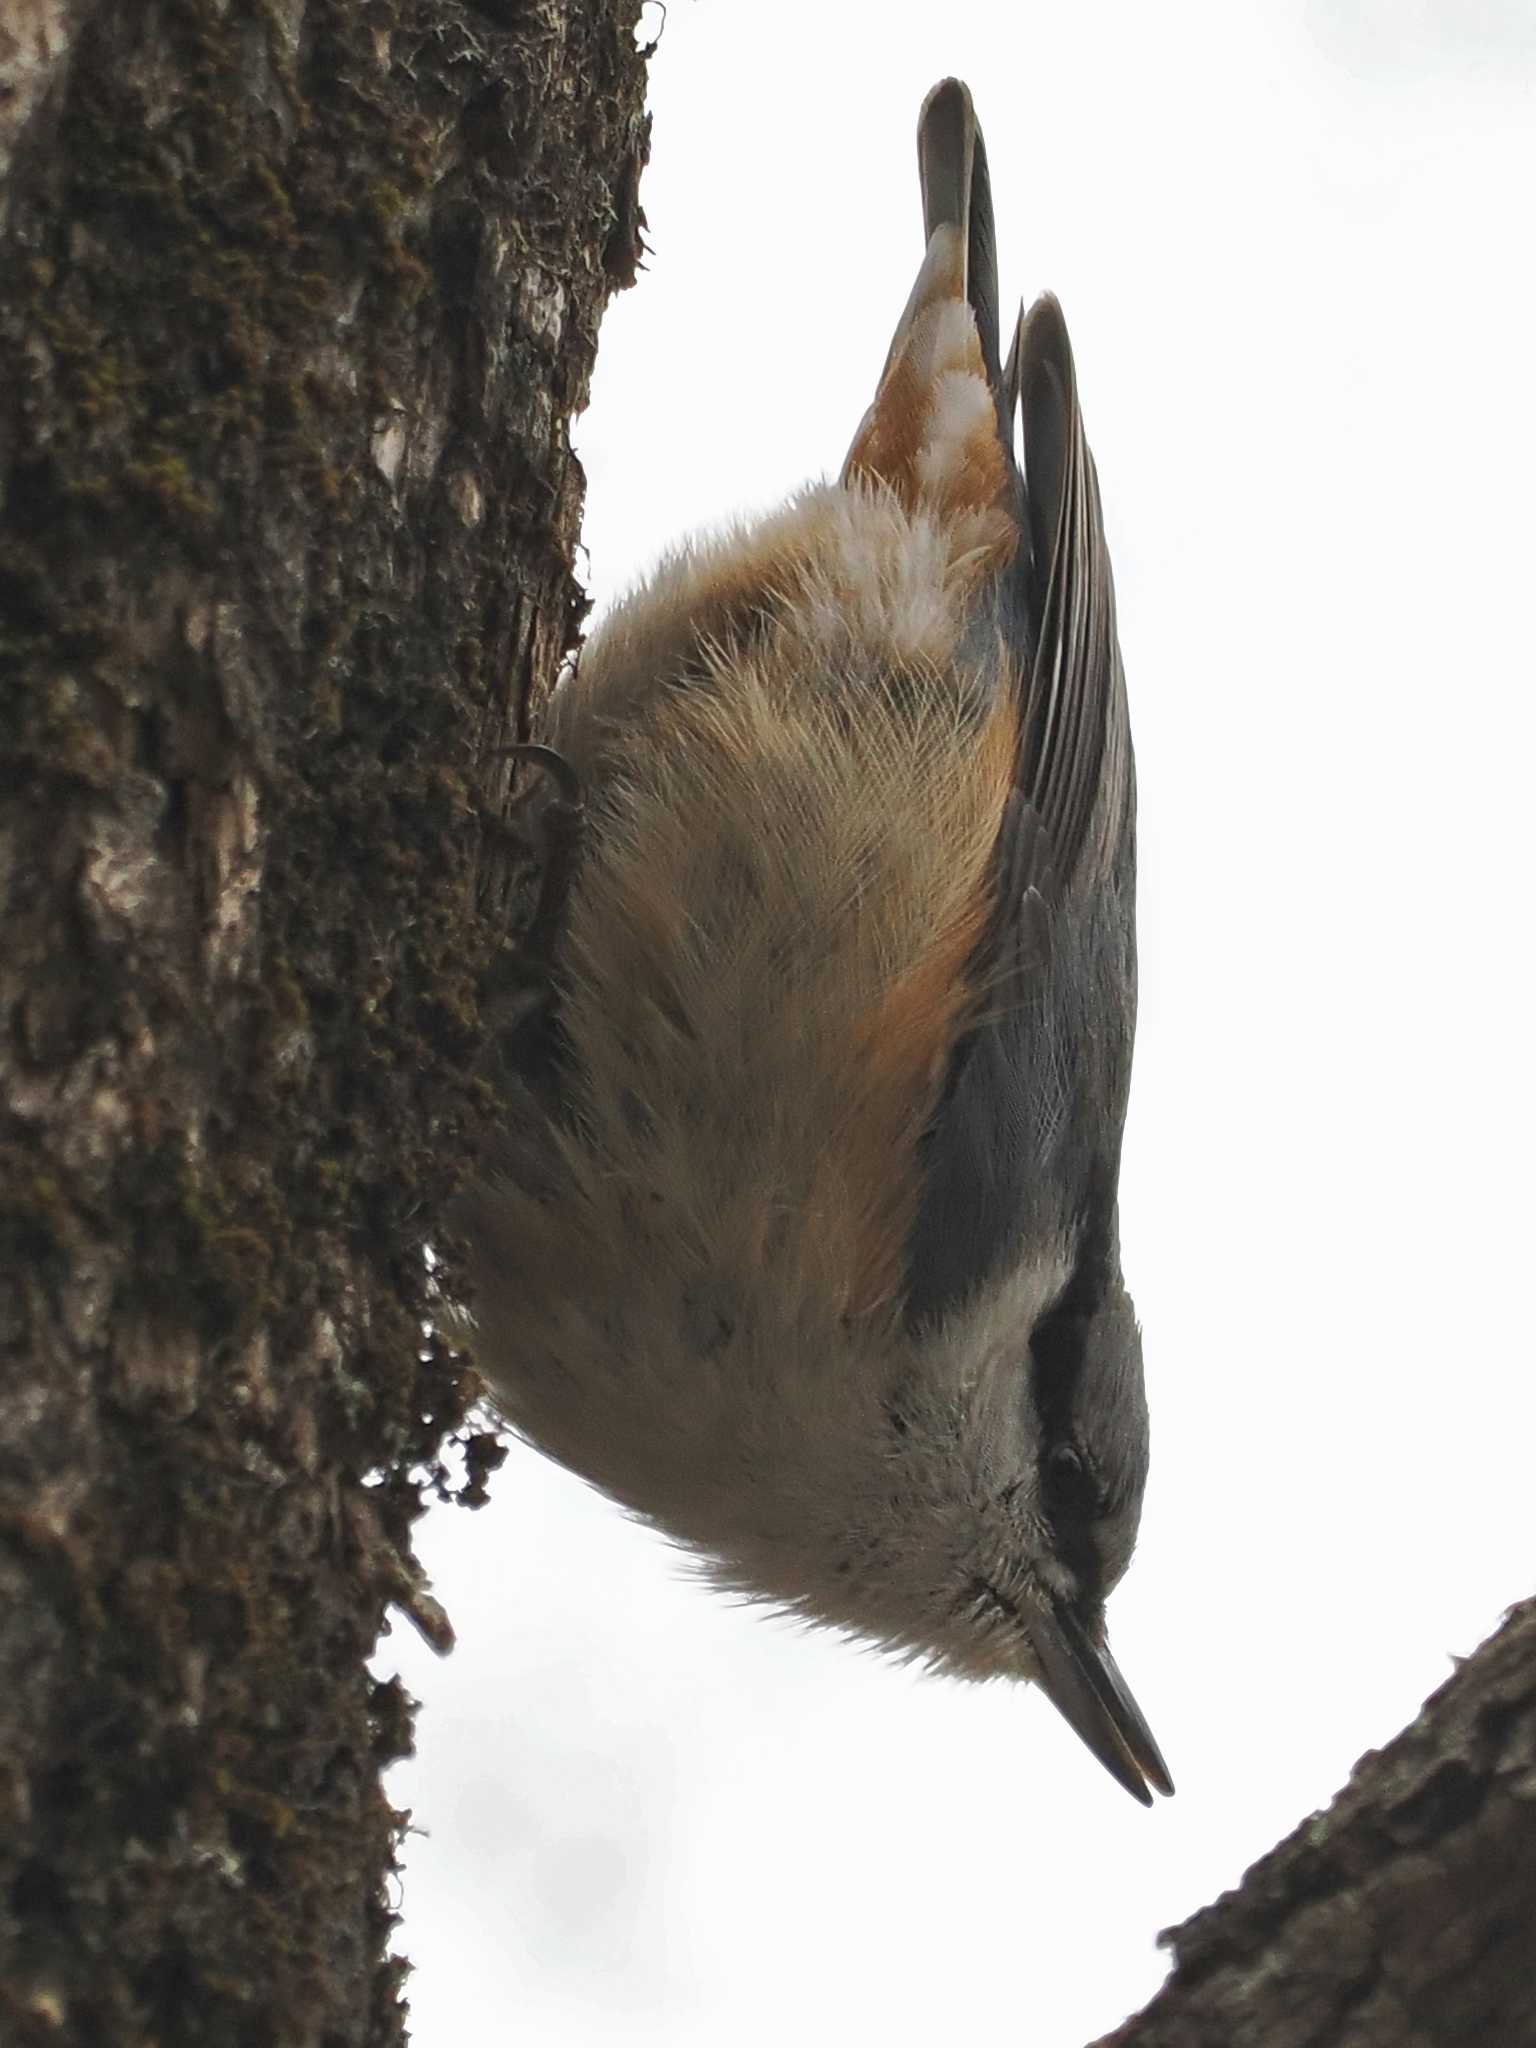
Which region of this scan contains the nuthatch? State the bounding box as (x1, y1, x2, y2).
(455, 79, 1171, 1803)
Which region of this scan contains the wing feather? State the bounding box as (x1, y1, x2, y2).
(901, 145, 1135, 1326)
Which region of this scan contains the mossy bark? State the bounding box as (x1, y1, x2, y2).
(0, 1, 648, 2040)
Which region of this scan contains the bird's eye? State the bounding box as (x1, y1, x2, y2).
(1046, 1442, 1099, 1518)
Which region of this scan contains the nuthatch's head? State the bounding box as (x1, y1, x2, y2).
(455, 80, 1171, 1803)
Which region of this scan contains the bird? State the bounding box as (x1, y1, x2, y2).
(453, 77, 1172, 1804)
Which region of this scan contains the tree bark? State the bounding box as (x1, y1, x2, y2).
(1097, 1595, 1536, 2047)
(0, 1, 648, 2041)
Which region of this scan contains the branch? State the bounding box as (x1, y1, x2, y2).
(1098, 1596, 1536, 2046)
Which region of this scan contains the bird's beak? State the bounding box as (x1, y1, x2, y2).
(1029, 1602, 1174, 1805)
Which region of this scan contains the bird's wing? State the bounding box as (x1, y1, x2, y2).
(896, 100, 1134, 1327)
(1006, 291, 1131, 905)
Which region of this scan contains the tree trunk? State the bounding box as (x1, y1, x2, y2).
(1097, 1595, 1536, 2047)
(0, 1, 648, 2040)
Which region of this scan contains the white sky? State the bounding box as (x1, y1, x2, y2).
(380, 5, 1536, 2041)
